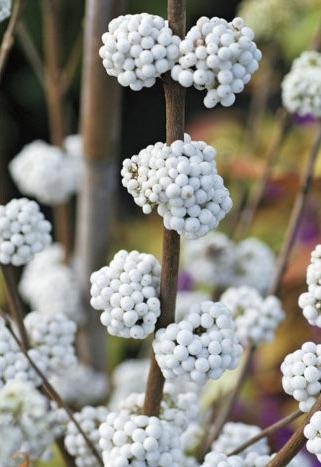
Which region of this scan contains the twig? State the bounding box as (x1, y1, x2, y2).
(0, 0, 26, 81)
(1, 264, 29, 350)
(228, 409, 302, 456)
(16, 21, 44, 87)
(269, 121, 321, 296)
(143, 0, 186, 417)
(61, 29, 83, 93)
(234, 109, 290, 240)
(3, 316, 104, 466)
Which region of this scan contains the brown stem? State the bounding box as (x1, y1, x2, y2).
(1, 264, 29, 350)
(3, 316, 104, 466)
(143, 0, 186, 417)
(234, 109, 290, 241)
(42, 0, 72, 259)
(228, 409, 302, 456)
(269, 122, 321, 296)
(0, 0, 26, 81)
(267, 395, 321, 467)
(198, 346, 255, 460)
(16, 21, 44, 87)
(75, 0, 123, 371)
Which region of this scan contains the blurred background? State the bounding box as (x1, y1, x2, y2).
(2, 0, 321, 465)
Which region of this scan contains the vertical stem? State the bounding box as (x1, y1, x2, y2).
(269, 122, 321, 296)
(75, 0, 123, 371)
(143, 0, 186, 417)
(42, 0, 72, 259)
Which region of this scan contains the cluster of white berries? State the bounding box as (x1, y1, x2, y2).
(99, 411, 183, 466)
(0, 380, 60, 463)
(122, 134, 232, 239)
(19, 243, 84, 324)
(10, 140, 82, 205)
(171, 17, 261, 109)
(153, 300, 242, 385)
(202, 451, 308, 466)
(212, 422, 269, 458)
(182, 235, 275, 293)
(176, 291, 211, 322)
(64, 405, 108, 467)
(100, 13, 180, 90)
(304, 411, 321, 461)
(299, 244, 321, 327)
(281, 341, 321, 412)
(282, 51, 321, 118)
(0, 198, 52, 266)
(220, 286, 284, 346)
(90, 250, 161, 339)
(0, 0, 11, 22)
(63, 133, 85, 187)
(24, 311, 77, 376)
(109, 359, 149, 409)
(50, 363, 108, 409)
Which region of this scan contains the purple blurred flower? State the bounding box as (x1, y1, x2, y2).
(293, 113, 317, 126)
(177, 271, 194, 291)
(298, 208, 320, 244)
(263, 181, 283, 201)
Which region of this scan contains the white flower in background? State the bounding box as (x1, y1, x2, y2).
(99, 411, 184, 466)
(10, 141, 80, 205)
(201, 451, 244, 466)
(299, 244, 321, 327)
(232, 238, 275, 293)
(282, 51, 321, 117)
(220, 286, 284, 346)
(153, 301, 242, 385)
(24, 311, 77, 376)
(0, 198, 52, 266)
(0, 380, 59, 463)
(64, 134, 85, 188)
(122, 134, 232, 239)
(281, 341, 321, 412)
(182, 232, 235, 288)
(19, 244, 84, 324)
(212, 422, 270, 458)
(304, 411, 321, 462)
(176, 291, 211, 322)
(91, 250, 161, 339)
(50, 363, 108, 409)
(65, 405, 108, 467)
(100, 13, 180, 90)
(0, 0, 11, 22)
(171, 16, 261, 109)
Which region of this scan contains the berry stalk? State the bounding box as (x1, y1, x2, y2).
(143, 0, 186, 417)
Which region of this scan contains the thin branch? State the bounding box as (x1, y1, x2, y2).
(3, 316, 104, 466)
(16, 21, 44, 87)
(228, 409, 302, 456)
(61, 29, 83, 93)
(0, 0, 26, 81)
(143, 0, 186, 417)
(1, 265, 29, 350)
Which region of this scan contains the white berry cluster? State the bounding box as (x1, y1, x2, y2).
(176, 291, 211, 322)
(202, 450, 311, 467)
(299, 244, 321, 328)
(19, 243, 84, 324)
(0, 0, 10, 22)
(50, 362, 108, 409)
(90, 250, 161, 339)
(109, 359, 149, 409)
(63, 134, 85, 188)
(220, 286, 284, 346)
(100, 13, 180, 90)
(0, 198, 52, 266)
(0, 380, 59, 463)
(122, 134, 232, 239)
(0, 316, 46, 388)
(64, 405, 108, 467)
(171, 16, 261, 109)
(182, 232, 235, 288)
(281, 341, 321, 412)
(304, 411, 321, 462)
(24, 311, 77, 376)
(282, 51, 321, 118)
(182, 235, 275, 293)
(212, 422, 269, 458)
(9, 140, 81, 205)
(153, 300, 242, 385)
(99, 411, 183, 466)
